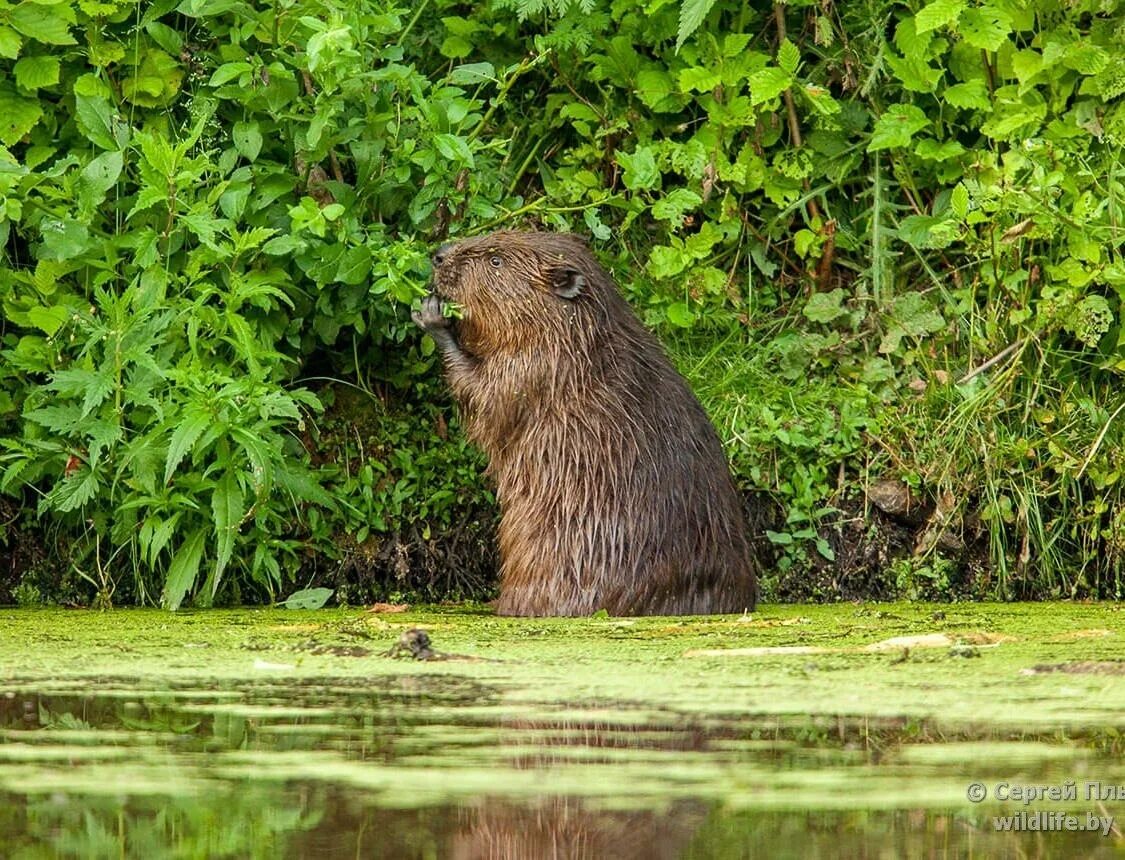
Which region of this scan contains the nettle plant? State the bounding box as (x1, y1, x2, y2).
(0, 0, 522, 606)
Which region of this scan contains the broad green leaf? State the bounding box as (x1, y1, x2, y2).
(432, 133, 473, 167)
(38, 219, 89, 261)
(26, 305, 69, 336)
(678, 66, 720, 92)
(165, 407, 212, 484)
(803, 289, 849, 324)
(647, 244, 688, 279)
(13, 55, 59, 90)
(0, 86, 43, 145)
(74, 93, 123, 150)
(676, 0, 719, 51)
(748, 67, 792, 106)
(886, 53, 942, 93)
(914, 0, 964, 34)
(616, 146, 659, 191)
(335, 245, 372, 285)
(211, 470, 244, 589)
(897, 214, 959, 249)
(583, 207, 612, 241)
(1064, 43, 1109, 76)
(950, 183, 969, 219)
(209, 61, 250, 86)
(282, 587, 334, 609)
(440, 35, 472, 59)
(9, 3, 76, 45)
(867, 104, 929, 151)
(777, 39, 800, 75)
(666, 301, 696, 327)
(944, 79, 990, 110)
(232, 120, 262, 161)
(915, 138, 965, 161)
(652, 188, 703, 222)
(0, 26, 21, 59)
(275, 463, 334, 507)
(163, 528, 206, 610)
(635, 69, 676, 110)
(77, 150, 124, 213)
(958, 6, 1012, 52)
(1011, 49, 1043, 85)
(449, 62, 494, 85)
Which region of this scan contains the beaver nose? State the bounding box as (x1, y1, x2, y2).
(432, 243, 454, 267)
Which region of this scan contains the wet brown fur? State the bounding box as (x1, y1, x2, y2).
(418, 231, 758, 616)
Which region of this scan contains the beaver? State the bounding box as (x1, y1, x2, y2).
(412, 230, 758, 616)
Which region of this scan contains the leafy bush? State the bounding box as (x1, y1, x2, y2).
(2, 0, 1124, 605)
(0, 0, 514, 606)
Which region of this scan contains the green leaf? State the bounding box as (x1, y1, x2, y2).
(677, 0, 719, 51)
(282, 587, 334, 609)
(1011, 50, 1043, 85)
(958, 6, 1012, 52)
(38, 219, 89, 261)
(165, 407, 212, 484)
(13, 55, 59, 90)
(0, 86, 43, 145)
(75, 93, 125, 150)
(163, 528, 206, 611)
(449, 62, 494, 85)
(748, 67, 792, 106)
(24, 404, 81, 432)
(914, 0, 964, 34)
(26, 305, 69, 336)
(816, 538, 836, 561)
(777, 39, 800, 75)
(209, 61, 251, 86)
(0, 26, 21, 59)
(950, 183, 970, 219)
(943, 79, 990, 110)
(44, 468, 99, 513)
(652, 188, 703, 222)
(1063, 43, 1109, 76)
(867, 104, 929, 151)
(432, 133, 473, 167)
(211, 470, 244, 589)
(80, 371, 115, 418)
(617, 146, 659, 191)
(232, 120, 262, 161)
(803, 289, 849, 324)
(915, 138, 965, 161)
(9, 3, 76, 45)
(678, 66, 720, 92)
(666, 301, 696, 327)
(440, 35, 472, 59)
(77, 150, 124, 214)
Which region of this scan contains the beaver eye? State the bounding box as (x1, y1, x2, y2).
(489, 255, 503, 269)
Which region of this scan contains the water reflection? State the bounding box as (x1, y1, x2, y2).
(1, 681, 1122, 858)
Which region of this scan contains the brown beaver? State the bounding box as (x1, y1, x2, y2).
(412, 230, 758, 616)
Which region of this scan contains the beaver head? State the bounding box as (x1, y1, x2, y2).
(429, 232, 602, 354)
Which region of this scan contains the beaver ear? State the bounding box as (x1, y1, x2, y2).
(550, 266, 586, 300)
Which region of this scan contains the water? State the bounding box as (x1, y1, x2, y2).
(2, 679, 1122, 858)
(2, 605, 1124, 857)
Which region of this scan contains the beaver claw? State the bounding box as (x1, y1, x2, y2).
(412, 294, 450, 333)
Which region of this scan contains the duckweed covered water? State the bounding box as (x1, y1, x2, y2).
(1, 603, 1123, 858)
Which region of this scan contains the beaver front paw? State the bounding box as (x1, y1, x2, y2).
(412, 294, 451, 333)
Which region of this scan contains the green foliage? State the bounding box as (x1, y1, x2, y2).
(0, 0, 517, 606)
(3, 0, 1125, 604)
